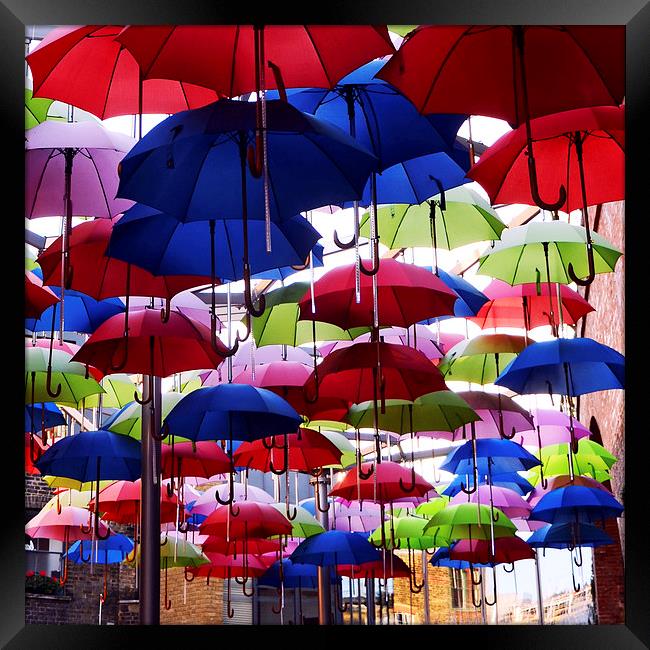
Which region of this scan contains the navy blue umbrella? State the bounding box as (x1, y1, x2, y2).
(26, 271, 124, 334)
(24, 402, 66, 433)
(494, 338, 625, 398)
(290, 530, 382, 567)
(34, 429, 141, 540)
(252, 243, 325, 282)
(529, 485, 624, 525)
(107, 205, 322, 282)
(258, 558, 337, 589)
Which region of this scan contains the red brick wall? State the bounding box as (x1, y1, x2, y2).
(160, 567, 224, 625)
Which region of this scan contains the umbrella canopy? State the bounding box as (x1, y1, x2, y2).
(370, 515, 440, 550)
(188, 483, 275, 517)
(467, 106, 624, 214)
(512, 408, 592, 447)
(34, 429, 141, 483)
(290, 530, 382, 567)
(441, 438, 542, 476)
(450, 485, 532, 519)
(161, 441, 232, 480)
(27, 26, 220, 120)
(200, 536, 281, 556)
(258, 558, 335, 588)
(494, 337, 625, 397)
(268, 503, 325, 539)
(199, 502, 293, 538)
(25, 505, 109, 541)
(304, 342, 447, 405)
(25, 285, 125, 334)
(424, 503, 517, 542)
(163, 384, 303, 443)
(526, 521, 614, 549)
(25, 87, 54, 128)
(188, 552, 270, 579)
(529, 485, 624, 524)
(449, 536, 535, 564)
(527, 475, 611, 507)
(438, 334, 529, 385)
(233, 428, 343, 474)
(441, 472, 534, 498)
(476, 222, 622, 285)
(537, 440, 618, 480)
(37, 217, 213, 301)
(345, 391, 479, 435)
(25, 270, 59, 319)
(71, 308, 229, 377)
(429, 546, 491, 570)
(329, 461, 434, 503)
(65, 534, 134, 564)
(337, 554, 412, 579)
(88, 479, 178, 524)
(115, 99, 378, 223)
(298, 259, 458, 330)
(84, 374, 139, 410)
(26, 120, 134, 219)
(104, 392, 185, 440)
(25, 402, 66, 432)
(470, 279, 595, 330)
(25, 346, 105, 406)
(377, 26, 624, 123)
(29, 340, 103, 381)
(429, 269, 491, 319)
(359, 187, 506, 251)
(116, 25, 394, 97)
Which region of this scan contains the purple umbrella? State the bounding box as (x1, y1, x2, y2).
(188, 482, 275, 517)
(130, 291, 219, 331)
(450, 484, 532, 519)
(330, 499, 383, 532)
(511, 408, 592, 447)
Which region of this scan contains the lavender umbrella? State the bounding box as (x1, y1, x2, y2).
(511, 408, 592, 447)
(188, 482, 275, 517)
(450, 484, 532, 519)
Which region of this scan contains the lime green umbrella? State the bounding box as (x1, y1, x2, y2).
(107, 392, 187, 441)
(315, 430, 357, 469)
(415, 496, 451, 518)
(424, 503, 516, 541)
(252, 282, 369, 347)
(345, 391, 479, 434)
(84, 374, 139, 409)
(269, 503, 324, 538)
(25, 88, 54, 129)
(307, 420, 350, 432)
(388, 25, 419, 37)
(537, 439, 617, 480)
(26, 249, 39, 271)
(176, 370, 204, 394)
(370, 515, 445, 550)
(438, 334, 529, 385)
(477, 221, 622, 286)
(360, 187, 506, 251)
(25, 346, 105, 406)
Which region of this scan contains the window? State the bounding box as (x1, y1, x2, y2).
(450, 568, 468, 609)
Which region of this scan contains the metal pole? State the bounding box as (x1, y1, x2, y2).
(534, 551, 545, 625)
(366, 578, 376, 625)
(422, 550, 430, 624)
(140, 373, 162, 624)
(313, 475, 331, 625)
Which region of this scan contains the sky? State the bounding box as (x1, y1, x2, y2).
(24, 28, 603, 620)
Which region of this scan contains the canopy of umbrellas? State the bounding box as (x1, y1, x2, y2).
(25, 25, 624, 622)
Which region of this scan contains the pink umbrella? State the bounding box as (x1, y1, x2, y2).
(512, 518, 547, 533)
(510, 408, 592, 448)
(188, 482, 275, 517)
(330, 499, 383, 532)
(450, 484, 532, 519)
(130, 292, 219, 331)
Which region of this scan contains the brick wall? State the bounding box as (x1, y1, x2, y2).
(575, 200, 625, 624)
(25, 473, 54, 510)
(159, 567, 224, 625)
(118, 600, 140, 625)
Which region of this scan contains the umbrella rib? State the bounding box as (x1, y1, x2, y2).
(100, 49, 122, 120)
(303, 26, 335, 88)
(85, 151, 113, 218)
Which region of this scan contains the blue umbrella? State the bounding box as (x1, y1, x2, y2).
(252, 243, 325, 282)
(163, 384, 302, 508)
(429, 545, 492, 569)
(423, 268, 489, 320)
(115, 97, 375, 329)
(26, 271, 124, 334)
(526, 521, 614, 550)
(24, 402, 66, 432)
(65, 534, 134, 564)
(441, 472, 534, 498)
(34, 429, 141, 539)
(529, 485, 624, 525)
(290, 530, 382, 567)
(258, 558, 337, 589)
(441, 439, 542, 477)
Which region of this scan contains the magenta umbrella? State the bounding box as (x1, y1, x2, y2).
(451, 484, 532, 519)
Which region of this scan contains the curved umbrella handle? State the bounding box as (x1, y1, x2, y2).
(58, 553, 69, 586)
(79, 542, 92, 564)
(309, 466, 324, 478)
(470, 565, 482, 586)
(45, 365, 62, 399)
(285, 503, 298, 521)
(470, 582, 482, 609)
(241, 578, 255, 598)
(160, 297, 171, 324)
(29, 433, 43, 464)
(134, 390, 152, 406)
(244, 271, 266, 319)
(573, 544, 583, 567)
(183, 566, 195, 583)
(333, 229, 356, 250)
(267, 61, 287, 102)
(269, 457, 287, 475)
(314, 484, 330, 514)
(567, 244, 596, 287)
(271, 587, 283, 614)
(99, 565, 109, 604)
(151, 421, 170, 443)
(483, 567, 497, 607)
(226, 574, 235, 618)
(526, 151, 567, 213)
(109, 307, 130, 372)
(247, 134, 264, 178)
(335, 582, 348, 612)
(358, 458, 374, 481)
(571, 558, 581, 593)
(358, 240, 380, 277)
(459, 475, 477, 495)
(503, 562, 515, 573)
(164, 560, 172, 610)
(398, 467, 418, 494)
(80, 522, 92, 535)
(236, 316, 252, 344)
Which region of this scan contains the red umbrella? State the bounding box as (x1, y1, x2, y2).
(449, 536, 535, 565)
(200, 536, 281, 556)
(329, 461, 434, 504)
(199, 501, 293, 539)
(160, 441, 231, 483)
(336, 553, 411, 579)
(298, 259, 458, 330)
(233, 428, 343, 475)
(71, 308, 228, 378)
(25, 270, 59, 319)
(469, 279, 595, 331)
(25, 432, 49, 475)
(88, 479, 178, 525)
(378, 26, 624, 217)
(115, 25, 395, 97)
(27, 26, 221, 121)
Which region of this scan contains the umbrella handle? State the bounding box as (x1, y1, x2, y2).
(470, 565, 482, 586)
(398, 467, 418, 494)
(226, 576, 235, 618)
(79, 542, 92, 564)
(99, 565, 108, 604)
(269, 457, 287, 475)
(261, 435, 285, 450)
(237, 316, 252, 344)
(272, 587, 283, 614)
(247, 134, 264, 178)
(244, 269, 266, 318)
(160, 297, 171, 324)
(567, 244, 596, 287)
(573, 545, 583, 567)
(309, 467, 324, 478)
(303, 374, 319, 404)
(483, 567, 497, 607)
(470, 581, 482, 608)
(503, 562, 515, 573)
(335, 581, 348, 613)
(59, 552, 69, 586)
(152, 421, 170, 442)
(333, 229, 356, 250)
(134, 390, 152, 406)
(358, 462, 374, 481)
(526, 150, 567, 212)
(358, 240, 380, 277)
(267, 61, 288, 102)
(29, 433, 42, 464)
(164, 560, 172, 610)
(314, 485, 330, 513)
(571, 558, 581, 592)
(459, 475, 477, 495)
(183, 567, 195, 582)
(285, 503, 297, 521)
(80, 523, 92, 535)
(45, 365, 62, 399)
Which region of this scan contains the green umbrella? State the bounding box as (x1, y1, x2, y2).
(438, 334, 529, 385)
(345, 391, 479, 434)
(414, 495, 451, 518)
(25, 346, 105, 406)
(388, 25, 419, 37)
(25, 88, 54, 129)
(538, 439, 617, 480)
(315, 429, 357, 469)
(477, 221, 622, 286)
(369, 515, 445, 550)
(84, 374, 139, 409)
(252, 282, 369, 347)
(26, 249, 39, 271)
(359, 187, 506, 251)
(177, 370, 204, 394)
(424, 502, 517, 542)
(107, 392, 187, 441)
(269, 503, 324, 538)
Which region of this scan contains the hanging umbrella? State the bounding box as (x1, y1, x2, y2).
(188, 483, 275, 518)
(527, 475, 612, 507)
(369, 515, 441, 550)
(43, 488, 94, 512)
(25, 346, 105, 407)
(84, 374, 139, 410)
(470, 279, 595, 331)
(529, 485, 624, 525)
(450, 485, 532, 519)
(252, 243, 325, 282)
(426, 269, 490, 320)
(24, 402, 66, 433)
(423, 503, 517, 543)
(160, 441, 232, 483)
(27, 26, 220, 121)
(259, 558, 333, 589)
(439, 334, 529, 386)
(429, 546, 491, 570)
(441, 472, 534, 498)
(537, 439, 618, 482)
(290, 530, 382, 567)
(527, 521, 614, 549)
(199, 502, 293, 538)
(467, 106, 624, 285)
(25, 270, 59, 320)
(268, 503, 325, 539)
(25, 87, 54, 128)
(28, 339, 103, 381)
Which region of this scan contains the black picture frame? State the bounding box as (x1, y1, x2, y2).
(4, 1, 648, 647)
